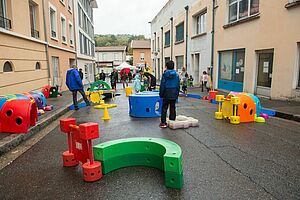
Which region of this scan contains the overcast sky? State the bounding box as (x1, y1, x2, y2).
(94, 0, 169, 37)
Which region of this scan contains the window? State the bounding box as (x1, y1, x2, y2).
(61, 15, 67, 43)
(140, 53, 145, 61)
(219, 49, 245, 83)
(69, 22, 73, 45)
(176, 56, 184, 71)
(195, 11, 207, 35)
(228, 0, 259, 23)
(165, 57, 170, 64)
(68, 0, 73, 11)
(29, 1, 39, 38)
(298, 44, 300, 88)
(78, 4, 82, 27)
(175, 23, 184, 42)
(35, 62, 41, 70)
(157, 37, 160, 51)
(3, 61, 13, 72)
(164, 31, 170, 47)
(79, 32, 83, 53)
(60, 0, 65, 6)
(49, 6, 57, 38)
(0, 0, 11, 29)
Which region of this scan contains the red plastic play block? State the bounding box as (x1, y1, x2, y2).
(79, 122, 99, 140)
(60, 118, 76, 133)
(82, 161, 102, 182)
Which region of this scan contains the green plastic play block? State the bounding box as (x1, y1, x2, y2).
(165, 172, 183, 189)
(101, 154, 164, 174)
(93, 137, 184, 189)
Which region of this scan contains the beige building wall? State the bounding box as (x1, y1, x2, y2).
(214, 1, 300, 100)
(0, 0, 48, 94)
(45, 0, 76, 91)
(133, 48, 151, 67)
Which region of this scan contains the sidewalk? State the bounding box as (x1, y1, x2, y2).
(187, 87, 300, 122)
(0, 90, 83, 155)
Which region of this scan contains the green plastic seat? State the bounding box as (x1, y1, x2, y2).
(93, 137, 183, 189)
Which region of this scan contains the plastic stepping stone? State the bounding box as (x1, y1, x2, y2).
(93, 137, 183, 189)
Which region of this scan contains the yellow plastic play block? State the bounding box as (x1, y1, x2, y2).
(230, 97, 241, 105)
(230, 116, 240, 124)
(215, 112, 223, 120)
(215, 95, 224, 102)
(125, 87, 132, 97)
(94, 104, 117, 109)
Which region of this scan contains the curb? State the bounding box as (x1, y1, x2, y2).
(275, 112, 300, 123)
(0, 97, 82, 156)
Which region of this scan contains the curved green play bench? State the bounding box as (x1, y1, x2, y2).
(93, 137, 183, 189)
(90, 80, 111, 92)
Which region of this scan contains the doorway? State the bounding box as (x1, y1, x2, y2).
(52, 56, 60, 87)
(256, 51, 274, 97)
(194, 53, 200, 84)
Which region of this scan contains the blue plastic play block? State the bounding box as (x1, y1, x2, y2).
(129, 94, 162, 118)
(69, 102, 87, 110)
(261, 108, 276, 116)
(210, 99, 218, 104)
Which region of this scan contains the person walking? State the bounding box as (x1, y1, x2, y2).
(110, 69, 118, 90)
(181, 73, 188, 95)
(133, 71, 142, 93)
(121, 71, 128, 89)
(78, 68, 84, 80)
(99, 70, 106, 81)
(128, 71, 133, 83)
(66, 65, 90, 110)
(159, 61, 180, 128)
(201, 71, 209, 92)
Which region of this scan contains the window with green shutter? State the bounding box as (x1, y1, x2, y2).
(176, 23, 184, 42)
(165, 31, 170, 47)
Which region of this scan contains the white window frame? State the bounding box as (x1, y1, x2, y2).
(140, 52, 145, 61)
(68, 0, 73, 12)
(194, 11, 207, 36)
(68, 21, 74, 46)
(49, 3, 58, 40)
(228, 0, 259, 24)
(0, 0, 7, 18)
(60, 14, 67, 44)
(60, 0, 65, 6)
(29, 1, 37, 31)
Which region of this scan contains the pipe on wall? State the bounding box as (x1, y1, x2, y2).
(185, 5, 189, 71)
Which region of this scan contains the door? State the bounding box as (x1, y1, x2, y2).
(256, 52, 273, 97)
(52, 57, 60, 87)
(194, 53, 200, 84)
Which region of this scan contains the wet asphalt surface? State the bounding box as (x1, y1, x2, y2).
(0, 86, 300, 200)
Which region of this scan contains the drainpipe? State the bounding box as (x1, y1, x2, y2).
(161, 26, 163, 73)
(170, 17, 173, 61)
(211, 0, 216, 90)
(42, 0, 51, 85)
(185, 6, 189, 71)
(73, 0, 78, 66)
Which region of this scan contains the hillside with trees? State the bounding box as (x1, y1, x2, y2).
(94, 34, 149, 54)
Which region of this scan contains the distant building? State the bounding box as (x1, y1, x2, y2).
(131, 40, 151, 68)
(95, 46, 127, 74)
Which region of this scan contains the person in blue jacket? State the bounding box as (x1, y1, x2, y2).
(159, 61, 180, 128)
(66, 65, 90, 110)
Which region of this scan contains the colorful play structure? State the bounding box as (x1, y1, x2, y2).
(60, 118, 184, 189)
(129, 91, 162, 118)
(215, 92, 266, 124)
(86, 80, 116, 103)
(0, 86, 56, 134)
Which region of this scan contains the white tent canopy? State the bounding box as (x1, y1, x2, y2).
(115, 62, 136, 70)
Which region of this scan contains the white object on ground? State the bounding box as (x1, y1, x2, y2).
(167, 115, 199, 129)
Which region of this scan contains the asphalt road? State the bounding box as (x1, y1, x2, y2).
(0, 88, 299, 200)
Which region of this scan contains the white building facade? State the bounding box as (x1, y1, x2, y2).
(74, 0, 97, 85)
(151, 0, 211, 85)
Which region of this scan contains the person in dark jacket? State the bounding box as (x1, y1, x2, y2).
(110, 68, 118, 90)
(99, 70, 106, 81)
(66, 65, 90, 110)
(159, 61, 180, 128)
(79, 68, 84, 80)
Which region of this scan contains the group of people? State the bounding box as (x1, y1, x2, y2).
(65, 62, 209, 129)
